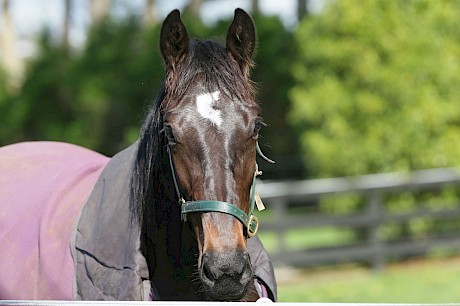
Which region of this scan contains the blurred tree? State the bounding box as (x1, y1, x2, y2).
(251, 14, 303, 178)
(290, 0, 460, 244)
(0, 68, 14, 142)
(184, 0, 204, 19)
(1, 7, 303, 180)
(5, 18, 163, 155)
(297, 0, 308, 20)
(252, 0, 259, 14)
(90, 0, 112, 26)
(5, 31, 77, 145)
(143, 0, 157, 25)
(0, 0, 23, 90)
(73, 17, 163, 153)
(62, 0, 72, 50)
(290, 0, 460, 178)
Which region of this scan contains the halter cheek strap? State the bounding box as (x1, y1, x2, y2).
(167, 145, 261, 237)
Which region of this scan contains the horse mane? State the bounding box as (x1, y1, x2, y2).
(130, 83, 167, 227)
(130, 38, 257, 229)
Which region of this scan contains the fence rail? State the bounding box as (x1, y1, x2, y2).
(257, 168, 460, 269)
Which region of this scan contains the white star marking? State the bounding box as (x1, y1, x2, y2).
(196, 91, 222, 126)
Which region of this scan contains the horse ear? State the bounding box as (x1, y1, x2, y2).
(226, 8, 256, 76)
(160, 10, 189, 69)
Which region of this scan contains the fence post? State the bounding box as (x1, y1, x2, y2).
(368, 191, 385, 271)
(271, 197, 288, 254)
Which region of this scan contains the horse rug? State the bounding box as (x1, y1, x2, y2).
(0, 142, 109, 299)
(0, 141, 276, 300)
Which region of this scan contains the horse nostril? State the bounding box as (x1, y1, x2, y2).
(203, 263, 214, 281)
(201, 253, 216, 286)
(200, 251, 254, 300)
(242, 252, 249, 263)
(240, 258, 253, 286)
(201, 251, 253, 289)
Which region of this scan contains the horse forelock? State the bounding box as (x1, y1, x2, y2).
(162, 39, 257, 112)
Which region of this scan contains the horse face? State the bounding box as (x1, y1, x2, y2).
(164, 92, 259, 300)
(160, 9, 258, 301)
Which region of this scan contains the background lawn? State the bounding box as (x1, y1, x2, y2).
(275, 256, 460, 303)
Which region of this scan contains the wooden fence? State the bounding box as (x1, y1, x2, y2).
(257, 168, 460, 269)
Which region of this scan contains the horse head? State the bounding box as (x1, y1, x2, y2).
(159, 9, 260, 301)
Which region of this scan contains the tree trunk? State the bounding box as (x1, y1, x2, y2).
(184, 0, 203, 19)
(62, 0, 71, 50)
(297, 0, 308, 21)
(0, 0, 23, 91)
(251, 0, 259, 14)
(143, 0, 157, 25)
(90, 0, 112, 26)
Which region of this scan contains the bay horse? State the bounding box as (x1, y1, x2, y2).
(0, 9, 276, 301)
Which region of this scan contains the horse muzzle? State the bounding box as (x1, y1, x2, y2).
(200, 250, 253, 300)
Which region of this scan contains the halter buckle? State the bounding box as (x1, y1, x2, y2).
(247, 215, 259, 237)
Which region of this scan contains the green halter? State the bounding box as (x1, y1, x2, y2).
(167, 146, 261, 237)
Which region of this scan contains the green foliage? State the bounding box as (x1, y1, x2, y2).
(290, 0, 460, 178)
(251, 14, 303, 178)
(1, 18, 164, 155)
(72, 18, 163, 153)
(288, 0, 460, 242)
(1, 13, 298, 172)
(8, 31, 81, 145)
(0, 69, 15, 141)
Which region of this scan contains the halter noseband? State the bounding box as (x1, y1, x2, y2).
(167, 146, 261, 237)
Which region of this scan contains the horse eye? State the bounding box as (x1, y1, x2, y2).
(253, 118, 264, 139)
(163, 124, 176, 145)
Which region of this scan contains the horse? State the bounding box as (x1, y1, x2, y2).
(0, 9, 276, 302)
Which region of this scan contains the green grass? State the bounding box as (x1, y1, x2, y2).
(258, 226, 354, 252)
(256, 208, 356, 252)
(276, 257, 460, 303)
(256, 209, 460, 303)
